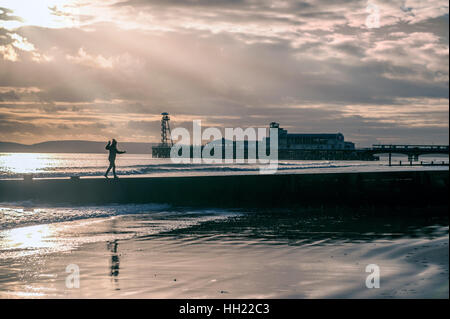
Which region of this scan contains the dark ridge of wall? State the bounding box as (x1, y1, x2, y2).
(0, 171, 448, 209)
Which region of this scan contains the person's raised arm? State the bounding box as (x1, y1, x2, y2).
(105, 141, 111, 150)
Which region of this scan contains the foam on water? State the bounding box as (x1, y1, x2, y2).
(0, 203, 171, 230)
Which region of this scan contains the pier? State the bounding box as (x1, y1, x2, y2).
(151, 143, 449, 162)
(370, 144, 449, 166)
(150, 116, 449, 162)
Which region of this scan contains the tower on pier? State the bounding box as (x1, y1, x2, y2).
(160, 112, 173, 146)
(152, 112, 173, 158)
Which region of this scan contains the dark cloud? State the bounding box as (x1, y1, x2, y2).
(0, 90, 19, 101)
(0, 7, 23, 22)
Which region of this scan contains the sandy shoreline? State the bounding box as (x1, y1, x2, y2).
(0, 213, 447, 299)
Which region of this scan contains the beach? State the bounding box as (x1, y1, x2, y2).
(0, 154, 448, 299)
(0, 205, 448, 298)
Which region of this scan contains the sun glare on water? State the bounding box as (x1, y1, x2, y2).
(0, 224, 55, 251)
(0, 153, 59, 175)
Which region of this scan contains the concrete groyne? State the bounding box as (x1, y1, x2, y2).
(0, 170, 448, 209)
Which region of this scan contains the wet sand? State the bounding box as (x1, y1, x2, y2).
(0, 212, 448, 299)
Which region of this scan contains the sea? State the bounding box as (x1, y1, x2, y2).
(0, 152, 448, 179)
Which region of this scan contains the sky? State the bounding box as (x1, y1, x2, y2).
(0, 0, 448, 146)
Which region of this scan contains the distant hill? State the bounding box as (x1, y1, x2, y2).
(0, 140, 157, 154)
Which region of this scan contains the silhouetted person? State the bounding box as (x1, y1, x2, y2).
(104, 139, 126, 178)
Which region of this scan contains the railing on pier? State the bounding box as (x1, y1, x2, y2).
(373, 144, 449, 151)
(371, 144, 449, 166)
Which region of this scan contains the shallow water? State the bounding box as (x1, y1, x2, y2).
(0, 204, 239, 260)
(0, 203, 447, 298)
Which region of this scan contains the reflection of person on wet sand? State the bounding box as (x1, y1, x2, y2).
(107, 240, 120, 278)
(107, 239, 120, 291)
(104, 139, 126, 179)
